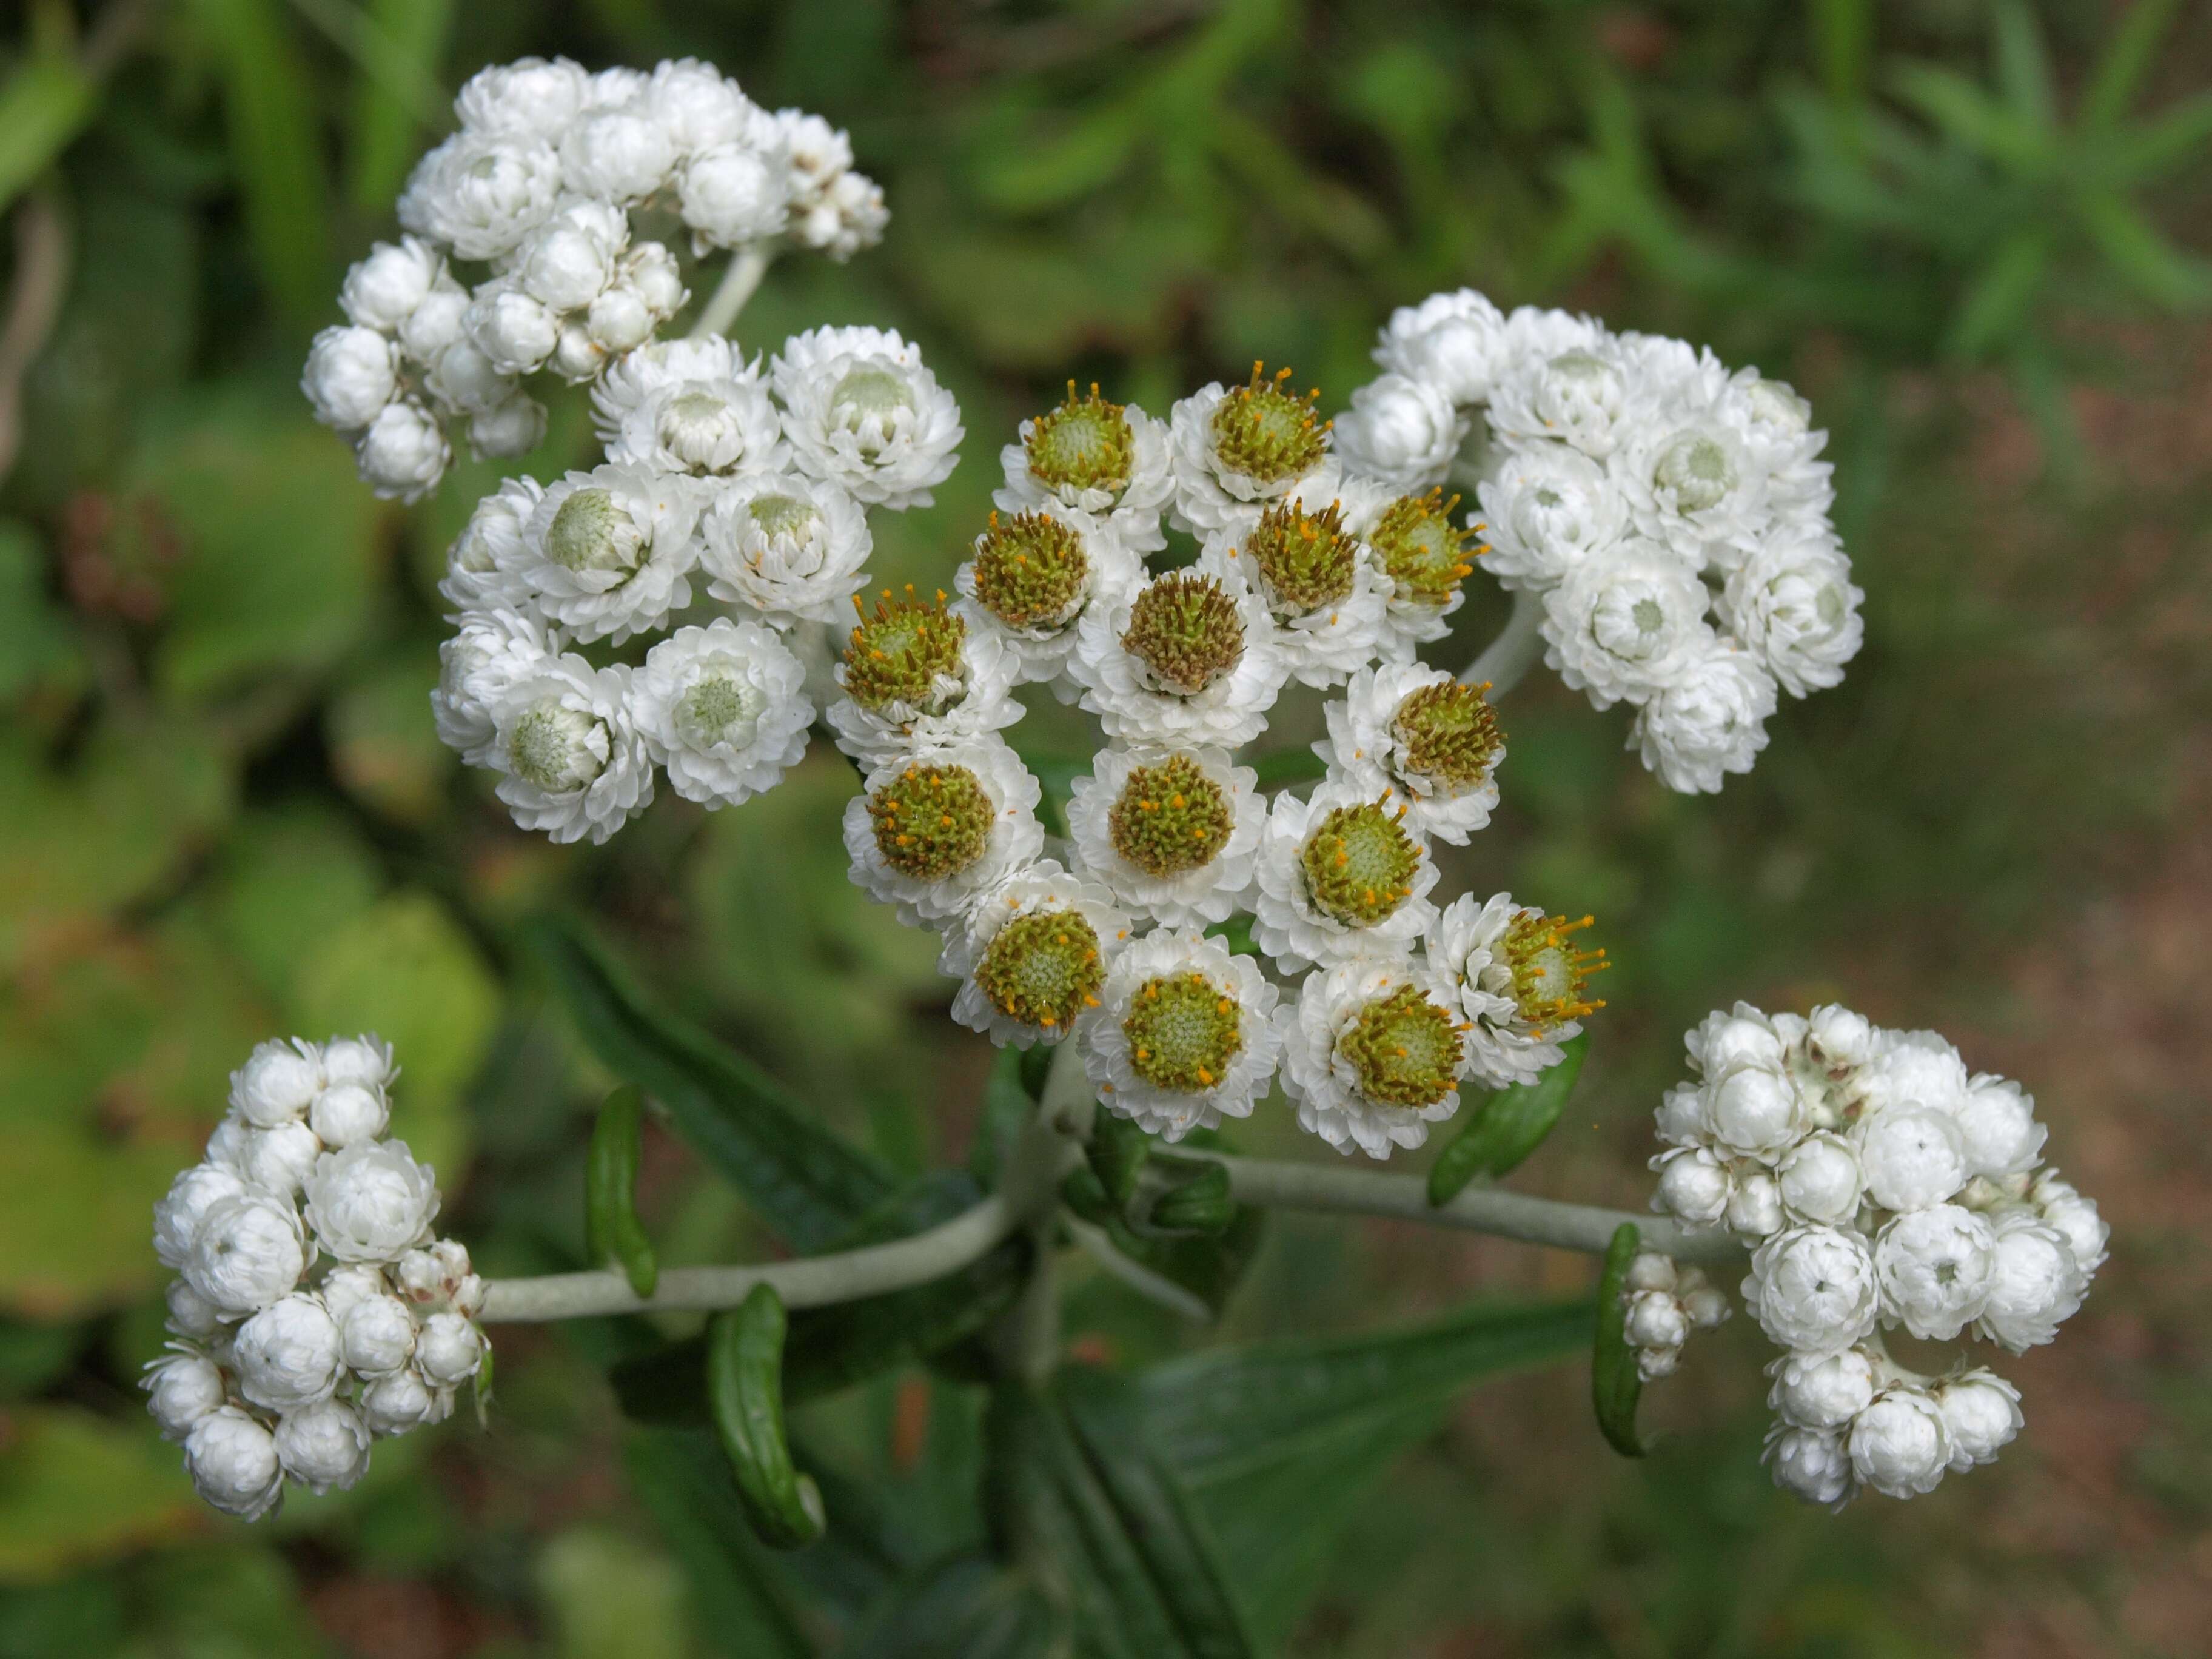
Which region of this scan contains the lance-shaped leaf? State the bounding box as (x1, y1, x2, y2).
(1592, 1222, 1649, 1458)
(708, 1285, 828, 1550)
(529, 913, 895, 1252)
(625, 1430, 814, 1659)
(843, 1555, 1065, 1659)
(1426, 1031, 1589, 1205)
(586, 1086, 658, 1299)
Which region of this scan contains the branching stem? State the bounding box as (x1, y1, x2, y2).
(689, 244, 776, 340)
(1460, 588, 1545, 696)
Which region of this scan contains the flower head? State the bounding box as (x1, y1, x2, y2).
(1081, 927, 1282, 1141)
(303, 1142, 440, 1264)
(1065, 745, 1262, 928)
(1278, 953, 1467, 1159)
(942, 861, 1131, 1047)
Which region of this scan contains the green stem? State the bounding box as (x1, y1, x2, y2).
(689, 243, 775, 340)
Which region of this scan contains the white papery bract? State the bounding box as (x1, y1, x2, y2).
(840, 739, 1045, 928)
(1064, 744, 1262, 930)
(1474, 444, 1627, 592)
(303, 326, 400, 430)
(355, 398, 452, 503)
(773, 326, 963, 509)
(431, 606, 558, 769)
(1165, 378, 1341, 537)
(699, 470, 873, 625)
(1541, 537, 1714, 709)
(1372, 289, 1507, 409)
(1277, 952, 1467, 1159)
(1316, 663, 1504, 845)
(994, 397, 1174, 549)
(1647, 998, 2101, 1508)
(1082, 927, 1282, 1141)
(631, 619, 813, 807)
(150, 1033, 488, 1521)
(940, 860, 1131, 1048)
(1068, 565, 1289, 749)
(954, 506, 1147, 688)
(1250, 782, 1439, 972)
(520, 463, 702, 644)
(1629, 642, 1778, 795)
(1429, 893, 1603, 1088)
(492, 656, 654, 845)
(1331, 372, 1463, 491)
(1720, 523, 1865, 697)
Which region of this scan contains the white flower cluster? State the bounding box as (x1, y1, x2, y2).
(301, 57, 888, 502)
(1618, 1250, 1731, 1379)
(1644, 1002, 2108, 1507)
(1352, 290, 1863, 792)
(146, 1036, 486, 1521)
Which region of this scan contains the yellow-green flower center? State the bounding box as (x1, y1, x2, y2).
(1121, 573, 1244, 696)
(1209, 362, 1326, 485)
(973, 908, 1105, 1031)
(867, 764, 994, 882)
(1500, 910, 1609, 1036)
(546, 486, 640, 577)
(1652, 431, 1735, 512)
(843, 588, 965, 712)
(1390, 682, 1502, 792)
(831, 366, 913, 452)
(675, 672, 761, 751)
(1027, 382, 1134, 497)
(1367, 489, 1475, 609)
(1107, 754, 1232, 877)
(748, 492, 818, 541)
(1123, 972, 1244, 1093)
(508, 701, 604, 791)
(970, 510, 1088, 631)
(1244, 498, 1358, 617)
(1299, 798, 1421, 927)
(1338, 984, 1462, 1108)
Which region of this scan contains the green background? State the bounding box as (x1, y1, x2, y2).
(2, 0, 2209, 1653)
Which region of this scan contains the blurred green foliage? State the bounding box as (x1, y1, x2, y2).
(1, 0, 2207, 1654)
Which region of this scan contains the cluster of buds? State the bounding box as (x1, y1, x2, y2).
(146, 1037, 484, 1520)
(1618, 1250, 1731, 1379)
(1642, 1002, 2107, 1506)
(301, 57, 887, 502)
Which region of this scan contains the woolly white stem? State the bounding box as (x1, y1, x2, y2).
(1459, 588, 1544, 695)
(689, 244, 775, 341)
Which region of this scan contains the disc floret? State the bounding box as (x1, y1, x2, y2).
(1338, 984, 1464, 1109)
(1107, 755, 1233, 878)
(866, 763, 994, 883)
(1121, 573, 1245, 695)
(1026, 382, 1134, 497)
(970, 510, 1088, 631)
(973, 910, 1106, 1033)
(1123, 973, 1245, 1094)
(843, 586, 965, 712)
(1368, 489, 1476, 609)
(1501, 910, 1609, 1035)
(1299, 797, 1422, 927)
(1245, 498, 1359, 617)
(1210, 363, 1327, 485)
(1392, 680, 1503, 791)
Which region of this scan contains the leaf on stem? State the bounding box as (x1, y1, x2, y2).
(708, 1285, 828, 1550)
(586, 1085, 659, 1299)
(1426, 1030, 1589, 1205)
(1591, 1222, 1648, 1458)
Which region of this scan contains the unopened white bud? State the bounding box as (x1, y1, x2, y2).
(1727, 1167, 1785, 1236)
(1623, 1289, 1689, 1350)
(679, 146, 789, 248)
(1847, 1389, 1951, 1498)
(1874, 1204, 1995, 1341)
(1680, 1283, 1732, 1329)
(355, 399, 450, 503)
(185, 1406, 286, 1520)
(560, 101, 677, 203)
(153, 1164, 250, 1270)
(1332, 372, 1461, 490)
(2030, 1174, 2109, 1276)
(471, 392, 549, 459)
(1768, 1347, 1875, 1430)
(1654, 1147, 1732, 1227)
(338, 1293, 418, 1378)
(1636, 1346, 1681, 1381)
(465, 285, 559, 377)
(1936, 1370, 2023, 1469)
(1805, 1004, 1879, 1070)
(398, 281, 469, 361)
(1623, 1252, 1678, 1294)
(302, 326, 399, 430)
(1776, 1131, 1862, 1225)
(186, 1193, 310, 1316)
(144, 1349, 229, 1441)
(1765, 1425, 1854, 1507)
(1654, 1083, 1704, 1147)
(232, 1293, 343, 1411)
(586, 284, 655, 354)
(425, 338, 515, 417)
(273, 1398, 372, 1493)
(303, 1141, 440, 1264)
(227, 1039, 323, 1127)
(1854, 1103, 1968, 1213)
(1704, 1064, 1806, 1162)
(309, 1083, 389, 1150)
(414, 1312, 485, 1386)
(1953, 1075, 2046, 1178)
(318, 1035, 393, 1092)
(358, 1369, 444, 1435)
(230, 1121, 324, 1199)
(1977, 1213, 2086, 1351)
(625, 243, 688, 318)
(518, 222, 616, 312)
(1743, 1225, 1879, 1353)
(549, 322, 604, 383)
(1691, 1009, 1786, 1078)
(341, 238, 443, 332)
(165, 1276, 226, 1338)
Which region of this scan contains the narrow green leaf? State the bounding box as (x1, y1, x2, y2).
(2076, 194, 2212, 308)
(586, 1086, 658, 1299)
(2105, 92, 2212, 184)
(625, 1431, 815, 1659)
(0, 55, 94, 210)
(1592, 1222, 1647, 1458)
(843, 1556, 1064, 1659)
(1139, 1161, 1233, 1237)
(1086, 1111, 1151, 1210)
(1891, 64, 2042, 168)
(189, 0, 333, 323)
(1426, 1031, 1589, 1204)
(1943, 228, 2051, 360)
(347, 0, 455, 207)
(708, 1287, 828, 1549)
(1248, 746, 1328, 789)
(2081, 0, 2182, 129)
(1989, 1, 2057, 133)
(1810, 0, 1872, 105)
(528, 913, 895, 1252)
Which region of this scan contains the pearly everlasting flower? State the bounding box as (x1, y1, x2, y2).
(1953, 1074, 2048, 1178)
(1936, 1370, 2023, 1469)
(1064, 745, 1262, 929)
(953, 506, 1146, 686)
(186, 1193, 310, 1316)
(303, 1141, 440, 1263)
(1278, 953, 1469, 1159)
(1720, 523, 1864, 697)
(1862, 1029, 1972, 1116)
(398, 275, 469, 362)
(338, 1294, 418, 1378)
(631, 619, 813, 807)
(309, 1084, 390, 1150)
(1067, 565, 1289, 749)
(302, 327, 398, 431)
(431, 607, 558, 768)
(455, 56, 592, 144)
(1372, 289, 1507, 409)
(598, 360, 785, 479)
(940, 860, 1131, 1048)
(440, 475, 545, 613)
(1251, 783, 1439, 971)
(1764, 1424, 1855, 1509)
(1167, 367, 1341, 537)
(462, 281, 560, 377)
(1728, 1167, 1785, 1236)
(518, 463, 704, 645)
(274, 1399, 373, 1494)
(223, 1039, 320, 1130)
(414, 1312, 486, 1386)
(398, 132, 563, 260)
(144, 1349, 228, 1441)
(354, 398, 450, 503)
(185, 1406, 286, 1521)
(1332, 372, 1464, 491)
(771, 326, 963, 509)
(1614, 416, 1769, 566)
(1541, 538, 1714, 709)
(1631, 642, 1779, 794)
(491, 656, 655, 845)
(559, 95, 677, 203)
(1201, 507, 1387, 689)
(1776, 1132, 1863, 1225)
(841, 739, 1045, 928)
(1081, 927, 1282, 1141)
(2030, 1173, 2109, 1276)
(1874, 1205, 1996, 1341)
(232, 1293, 343, 1411)
(1847, 1389, 1952, 1498)
(1768, 1347, 1877, 1430)
(228, 1121, 323, 1199)
(1976, 1212, 2088, 1351)
(165, 1278, 225, 1339)
(358, 1369, 447, 1435)
(1702, 1061, 1811, 1165)
(340, 237, 443, 332)
(1339, 483, 1478, 652)
(827, 592, 1022, 766)
(394, 1239, 485, 1317)
(1853, 1104, 1969, 1215)
(1486, 318, 1629, 457)
(774, 110, 886, 259)
(1718, 367, 1834, 515)
(994, 387, 1174, 550)
(1653, 1145, 1733, 1227)
(1474, 444, 1629, 592)
(1431, 893, 1608, 1088)
(1743, 1225, 1880, 1353)
(699, 471, 873, 625)
(320, 1035, 395, 1093)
